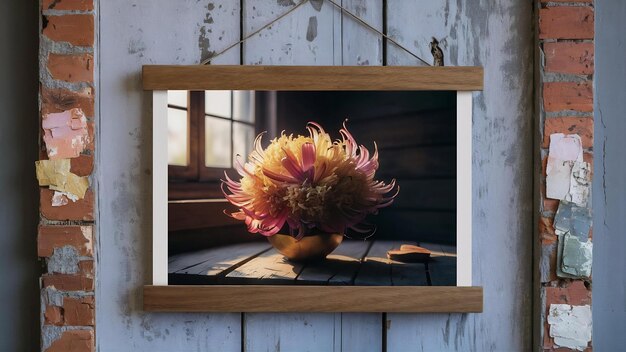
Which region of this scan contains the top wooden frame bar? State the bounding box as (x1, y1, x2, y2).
(142, 65, 483, 91)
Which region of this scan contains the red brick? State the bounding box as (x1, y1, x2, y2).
(63, 296, 95, 326)
(544, 42, 594, 75)
(543, 116, 594, 149)
(45, 329, 94, 352)
(545, 281, 592, 307)
(47, 53, 93, 83)
(40, 188, 94, 221)
(42, 0, 94, 11)
(42, 274, 94, 291)
(38, 225, 93, 257)
(539, 216, 556, 244)
(70, 154, 94, 177)
(78, 260, 94, 276)
(43, 15, 94, 46)
(539, 7, 594, 40)
(543, 82, 593, 112)
(44, 305, 64, 326)
(41, 86, 95, 117)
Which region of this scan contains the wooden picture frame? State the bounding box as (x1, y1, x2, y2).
(144, 65, 483, 313)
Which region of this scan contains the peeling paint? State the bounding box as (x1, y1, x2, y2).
(561, 233, 592, 278)
(547, 304, 592, 350)
(547, 133, 590, 206)
(36, 159, 89, 199)
(277, 0, 296, 7)
(306, 16, 317, 42)
(554, 200, 591, 240)
(309, 0, 323, 12)
(568, 161, 591, 207)
(42, 108, 89, 159)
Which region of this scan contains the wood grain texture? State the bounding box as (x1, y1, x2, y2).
(142, 65, 484, 91)
(143, 285, 483, 313)
(168, 199, 239, 231)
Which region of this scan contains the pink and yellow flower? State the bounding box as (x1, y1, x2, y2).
(222, 122, 398, 239)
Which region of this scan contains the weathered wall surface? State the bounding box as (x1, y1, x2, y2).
(593, 1, 626, 349)
(0, 1, 41, 351)
(98, 1, 533, 351)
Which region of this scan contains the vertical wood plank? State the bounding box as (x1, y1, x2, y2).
(385, 1, 533, 351)
(243, 0, 339, 65)
(241, 1, 343, 350)
(341, 0, 383, 65)
(98, 1, 243, 351)
(337, 2, 385, 350)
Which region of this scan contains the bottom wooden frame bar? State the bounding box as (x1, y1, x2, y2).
(143, 285, 483, 313)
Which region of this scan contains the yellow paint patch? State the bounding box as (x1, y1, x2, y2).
(36, 159, 89, 200)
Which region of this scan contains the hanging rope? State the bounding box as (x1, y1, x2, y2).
(201, 0, 431, 66)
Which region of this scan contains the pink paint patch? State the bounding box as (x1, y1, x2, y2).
(42, 108, 89, 159)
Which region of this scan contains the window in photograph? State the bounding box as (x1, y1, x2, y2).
(167, 90, 256, 198)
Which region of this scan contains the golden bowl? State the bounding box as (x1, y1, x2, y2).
(267, 231, 344, 262)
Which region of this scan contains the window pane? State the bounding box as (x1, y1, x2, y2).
(167, 108, 188, 166)
(168, 90, 188, 108)
(233, 91, 254, 122)
(205, 116, 231, 168)
(205, 90, 232, 117)
(233, 122, 255, 165)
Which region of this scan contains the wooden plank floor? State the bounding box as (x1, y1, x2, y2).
(169, 240, 456, 286)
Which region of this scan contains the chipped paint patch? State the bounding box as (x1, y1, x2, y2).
(547, 304, 592, 350)
(36, 159, 89, 200)
(554, 201, 591, 240)
(561, 233, 592, 277)
(546, 133, 590, 206)
(306, 16, 318, 42)
(42, 108, 90, 159)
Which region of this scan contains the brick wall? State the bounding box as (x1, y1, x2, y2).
(538, 1, 594, 351)
(38, 0, 96, 351)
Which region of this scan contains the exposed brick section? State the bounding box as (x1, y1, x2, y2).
(537, 2, 594, 350)
(40, 188, 95, 221)
(544, 42, 594, 75)
(545, 281, 592, 307)
(63, 296, 95, 326)
(543, 117, 594, 149)
(42, 0, 94, 11)
(43, 15, 94, 46)
(38, 225, 93, 257)
(45, 329, 94, 352)
(39, 0, 96, 350)
(47, 53, 94, 83)
(41, 86, 95, 117)
(78, 260, 94, 276)
(42, 274, 94, 291)
(539, 216, 556, 244)
(70, 154, 94, 176)
(44, 306, 64, 326)
(543, 81, 593, 112)
(539, 7, 594, 40)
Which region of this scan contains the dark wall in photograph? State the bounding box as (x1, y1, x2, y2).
(276, 91, 457, 244)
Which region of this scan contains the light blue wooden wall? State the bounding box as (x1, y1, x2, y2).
(97, 1, 533, 351)
(593, 1, 626, 349)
